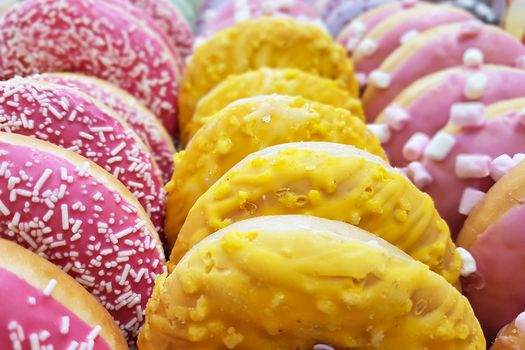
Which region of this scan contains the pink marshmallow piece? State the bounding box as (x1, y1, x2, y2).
(407, 161, 433, 189)
(403, 132, 430, 161)
(455, 154, 491, 179)
(384, 104, 410, 131)
(458, 187, 485, 215)
(489, 154, 516, 181)
(449, 102, 486, 127)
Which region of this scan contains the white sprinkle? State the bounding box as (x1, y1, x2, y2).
(19, 231, 37, 249)
(60, 316, 70, 335)
(464, 72, 488, 100)
(72, 220, 83, 233)
(423, 132, 456, 161)
(28, 297, 36, 305)
(43, 279, 57, 296)
(71, 233, 82, 242)
(100, 248, 113, 256)
(68, 110, 77, 122)
(66, 341, 79, 350)
(7, 100, 20, 108)
(86, 325, 101, 341)
(61, 204, 69, 230)
(119, 264, 131, 286)
(48, 105, 63, 120)
(93, 192, 102, 201)
(79, 132, 94, 140)
(110, 142, 126, 156)
(34, 168, 53, 193)
(115, 227, 133, 239)
(0, 199, 10, 216)
(457, 247, 477, 276)
(29, 333, 39, 350)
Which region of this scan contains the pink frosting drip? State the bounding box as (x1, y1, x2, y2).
(34, 74, 175, 183)
(201, 0, 320, 37)
(355, 8, 474, 76)
(364, 25, 525, 121)
(0, 138, 165, 342)
(381, 67, 525, 167)
(0, 0, 183, 134)
(0, 267, 111, 350)
(0, 78, 166, 234)
(462, 204, 525, 342)
(422, 112, 525, 236)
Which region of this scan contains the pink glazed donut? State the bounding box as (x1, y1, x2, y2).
(0, 132, 166, 343)
(200, 0, 320, 38)
(457, 158, 525, 342)
(372, 66, 525, 167)
(404, 97, 525, 236)
(0, 239, 128, 350)
(0, 77, 166, 235)
(352, 5, 474, 83)
(33, 73, 175, 183)
(363, 21, 525, 121)
(0, 0, 184, 135)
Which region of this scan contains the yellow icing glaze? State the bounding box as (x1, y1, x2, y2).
(164, 95, 384, 248)
(170, 143, 461, 284)
(188, 67, 364, 139)
(178, 17, 359, 144)
(140, 216, 484, 350)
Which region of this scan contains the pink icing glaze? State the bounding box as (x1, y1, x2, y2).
(33, 74, 175, 183)
(462, 204, 525, 342)
(363, 24, 525, 121)
(0, 0, 183, 134)
(0, 267, 111, 350)
(419, 111, 525, 236)
(379, 67, 525, 167)
(0, 78, 166, 236)
(201, 0, 320, 37)
(0, 139, 166, 342)
(353, 6, 474, 77)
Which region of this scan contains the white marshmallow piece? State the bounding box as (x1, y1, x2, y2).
(458, 187, 485, 215)
(367, 123, 391, 143)
(459, 20, 483, 37)
(349, 20, 366, 37)
(515, 311, 525, 335)
(423, 132, 456, 161)
(489, 154, 516, 181)
(449, 102, 486, 127)
(356, 38, 378, 57)
(456, 247, 477, 277)
(514, 153, 525, 164)
(464, 72, 488, 100)
(455, 154, 491, 179)
(403, 132, 430, 161)
(463, 48, 484, 67)
(407, 161, 433, 189)
(400, 29, 419, 45)
(345, 36, 361, 53)
(384, 104, 410, 131)
(368, 70, 391, 89)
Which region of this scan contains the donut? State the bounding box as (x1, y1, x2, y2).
(121, 0, 195, 57)
(142, 215, 483, 349)
(0, 132, 166, 342)
(165, 95, 385, 248)
(171, 141, 461, 284)
(188, 67, 364, 140)
(373, 66, 525, 167)
(200, 0, 321, 38)
(179, 17, 359, 144)
(363, 22, 525, 121)
(491, 312, 525, 349)
(0, 0, 184, 135)
(0, 77, 166, 234)
(33, 73, 175, 183)
(352, 5, 474, 81)
(0, 239, 127, 350)
(404, 96, 525, 236)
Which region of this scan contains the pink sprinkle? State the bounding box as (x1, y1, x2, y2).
(403, 132, 430, 161)
(407, 161, 433, 189)
(459, 21, 483, 38)
(449, 102, 486, 127)
(458, 188, 485, 215)
(384, 105, 410, 131)
(455, 154, 491, 179)
(515, 311, 525, 335)
(489, 154, 516, 181)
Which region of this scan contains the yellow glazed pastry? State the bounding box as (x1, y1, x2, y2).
(178, 17, 359, 144)
(139, 215, 485, 350)
(164, 95, 384, 247)
(188, 67, 364, 139)
(170, 142, 461, 284)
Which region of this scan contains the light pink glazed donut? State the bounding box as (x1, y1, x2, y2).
(373, 66, 525, 168)
(33, 73, 175, 183)
(405, 99, 525, 236)
(0, 0, 183, 135)
(200, 0, 320, 37)
(0, 132, 166, 342)
(363, 22, 525, 121)
(0, 77, 166, 235)
(0, 239, 128, 350)
(352, 5, 474, 82)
